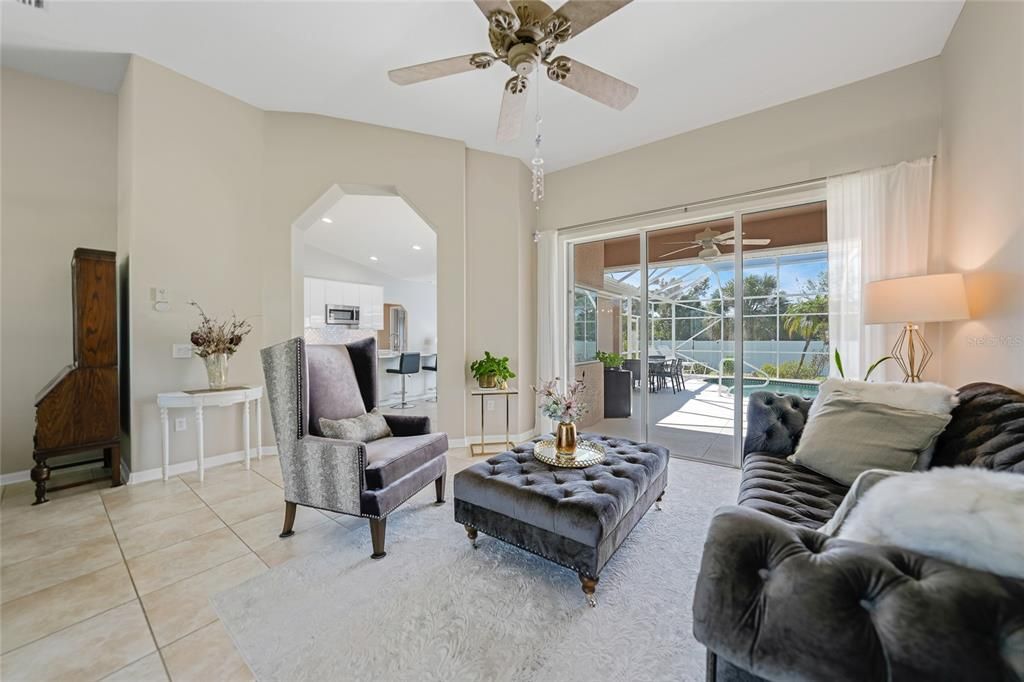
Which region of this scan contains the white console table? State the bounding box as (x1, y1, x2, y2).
(157, 385, 264, 482)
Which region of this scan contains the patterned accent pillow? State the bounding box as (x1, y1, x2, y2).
(319, 409, 392, 443)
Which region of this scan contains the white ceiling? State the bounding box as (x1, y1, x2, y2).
(2, 0, 963, 170)
(305, 195, 437, 283)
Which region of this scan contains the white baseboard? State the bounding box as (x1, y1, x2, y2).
(127, 446, 279, 485)
(448, 429, 537, 448)
(0, 457, 135, 487)
(0, 469, 31, 486)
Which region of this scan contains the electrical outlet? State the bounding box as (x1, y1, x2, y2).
(172, 344, 193, 359)
(174, 417, 187, 432)
(486, 399, 495, 412)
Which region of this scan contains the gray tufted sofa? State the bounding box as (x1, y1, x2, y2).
(693, 382, 1024, 682)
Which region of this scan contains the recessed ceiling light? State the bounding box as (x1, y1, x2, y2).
(412, 244, 422, 251)
(369, 256, 379, 262)
(321, 217, 333, 223)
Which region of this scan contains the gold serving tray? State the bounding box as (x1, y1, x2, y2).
(533, 439, 606, 469)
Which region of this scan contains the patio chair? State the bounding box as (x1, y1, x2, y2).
(623, 359, 641, 389)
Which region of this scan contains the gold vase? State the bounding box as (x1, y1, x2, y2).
(478, 374, 497, 389)
(555, 422, 577, 455)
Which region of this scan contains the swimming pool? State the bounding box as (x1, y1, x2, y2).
(718, 378, 822, 399)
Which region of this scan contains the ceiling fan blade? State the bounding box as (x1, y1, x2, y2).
(553, 0, 633, 38)
(389, 54, 482, 86)
(546, 57, 637, 110)
(474, 0, 515, 19)
(660, 245, 700, 258)
(496, 82, 527, 142)
(715, 230, 736, 242)
(740, 238, 772, 245)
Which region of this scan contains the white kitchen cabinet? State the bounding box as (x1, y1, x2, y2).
(309, 278, 325, 327)
(303, 277, 383, 330)
(340, 282, 357, 307)
(368, 286, 384, 330)
(324, 280, 344, 307)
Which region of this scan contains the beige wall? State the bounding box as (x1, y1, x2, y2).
(114, 57, 537, 473)
(260, 111, 469, 443)
(465, 150, 536, 437)
(932, 0, 1024, 389)
(118, 57, 265, 474)
(1, 68, 118, 475)
(540, 58, 942, 231)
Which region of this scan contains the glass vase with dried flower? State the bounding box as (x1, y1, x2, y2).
(534, 378, 587, 455)
(188, 301, 252, 390)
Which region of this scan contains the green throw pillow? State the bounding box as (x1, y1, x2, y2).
(319, 409, 392, 443)
(789, 393, 951, 486)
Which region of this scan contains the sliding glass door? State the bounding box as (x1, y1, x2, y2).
(567, 197, 828, 466)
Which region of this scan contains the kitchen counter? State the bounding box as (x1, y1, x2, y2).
(377, 349, 436, 360)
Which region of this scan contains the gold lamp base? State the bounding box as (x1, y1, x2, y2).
(892, 323, 933, 383)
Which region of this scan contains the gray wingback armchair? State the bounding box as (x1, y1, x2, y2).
(261, 336, 448, 559)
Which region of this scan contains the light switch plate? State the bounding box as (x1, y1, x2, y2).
(174, 417, 187, 432)
(172, 344, 193, 359)
(486, 399, 495, 412)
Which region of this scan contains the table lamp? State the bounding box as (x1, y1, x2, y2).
(864, 273, 969, 382)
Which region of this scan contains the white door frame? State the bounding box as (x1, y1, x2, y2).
(558, 183, 827, 466)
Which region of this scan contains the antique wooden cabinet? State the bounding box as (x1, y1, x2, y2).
(32, 248, 121, 504)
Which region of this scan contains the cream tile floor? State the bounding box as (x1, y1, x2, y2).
(0, 447, 478, 681)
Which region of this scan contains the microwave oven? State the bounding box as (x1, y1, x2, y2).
(325, 304, 360, 326)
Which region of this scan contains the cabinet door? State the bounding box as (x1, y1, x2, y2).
(356, 285, 372, 329)
(324, 280, 343, 306)
(309, 278, 325, 327)
(340, 282, 358, 307)
(370, 287, 384, 330)
(303, 278, 311, 328)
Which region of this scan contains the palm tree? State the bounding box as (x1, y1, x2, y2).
(783, 294, 828, 372)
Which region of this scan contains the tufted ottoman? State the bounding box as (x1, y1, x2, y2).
(453, 433, 669, 606)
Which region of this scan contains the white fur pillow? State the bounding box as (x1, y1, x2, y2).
(838, 468, 1024, 579)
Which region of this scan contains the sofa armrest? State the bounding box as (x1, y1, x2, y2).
(742, 391, 813, 458)
(384, 413, 431, 437)
(693, 506, 1024, 681)
(280, 436, 365, 516)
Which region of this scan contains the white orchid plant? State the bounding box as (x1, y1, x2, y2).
(533, 378, 588, 424)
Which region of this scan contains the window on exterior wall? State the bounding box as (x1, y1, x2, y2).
(574, 288, 598, 362)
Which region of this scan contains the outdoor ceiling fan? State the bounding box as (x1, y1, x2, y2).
(387, 0, 639, 142)
(660, 228, 772, 261)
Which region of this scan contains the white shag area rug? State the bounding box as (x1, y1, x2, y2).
(213, 458, 739, 682)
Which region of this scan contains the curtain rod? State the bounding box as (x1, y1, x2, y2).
(553, 154, 937, 234)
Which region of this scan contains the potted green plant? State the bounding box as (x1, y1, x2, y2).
(470, 351, 516, 390)
(595, 350, 624, 369)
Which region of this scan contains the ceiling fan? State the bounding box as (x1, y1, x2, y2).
(387, 0, 639, 142)
(660, 228, 772, 260)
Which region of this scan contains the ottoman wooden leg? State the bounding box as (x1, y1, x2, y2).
(465, 525, 478, 548)
(656, 491, 665, 511)
(579, 574, 599, 608)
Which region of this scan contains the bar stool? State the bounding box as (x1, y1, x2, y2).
(422, 356, 437, 402)
(387, 352, 420, 409)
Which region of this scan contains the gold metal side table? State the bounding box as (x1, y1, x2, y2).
(469, 388, 518, 456)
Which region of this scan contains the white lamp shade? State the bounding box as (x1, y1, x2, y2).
(864, 273, 970, 324)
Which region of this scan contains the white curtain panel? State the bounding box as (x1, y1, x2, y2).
(536, 230, 565, 399)
(826, 157, 934, 382)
